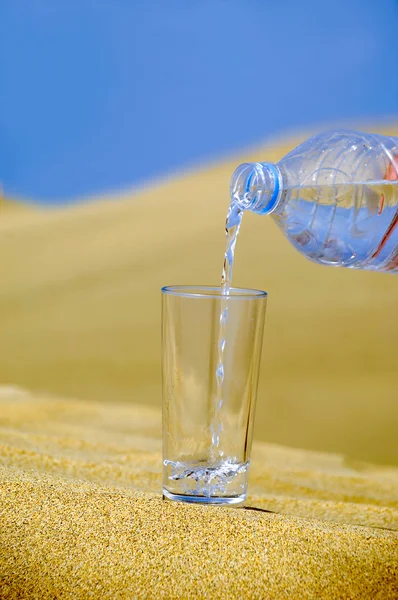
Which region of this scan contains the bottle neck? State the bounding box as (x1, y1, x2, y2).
(230, 162, 283, 215)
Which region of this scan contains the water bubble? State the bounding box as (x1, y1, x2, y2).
(220, 308, 228, 324)
(211, 434, 220, 446)
(216, 364, 224, 383)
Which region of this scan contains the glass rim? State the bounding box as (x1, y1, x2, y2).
(161, 285, 267, 300)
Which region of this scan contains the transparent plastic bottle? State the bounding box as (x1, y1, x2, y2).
(230, 130, 398, 272)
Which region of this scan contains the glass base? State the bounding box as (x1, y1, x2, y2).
(163, 488, 246, 506)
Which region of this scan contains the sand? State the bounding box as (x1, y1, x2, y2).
(1, 126, 398, 597)
(1, 388, 397, 599)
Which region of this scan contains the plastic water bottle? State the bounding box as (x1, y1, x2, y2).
(230, 130, 398, 273)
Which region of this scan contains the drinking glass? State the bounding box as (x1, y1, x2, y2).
(162, 285, 267, 505)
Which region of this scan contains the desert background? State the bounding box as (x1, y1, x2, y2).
(1, 126, 397, 466)
(2, 3, 398, 597)
(1, 2, 398, 467)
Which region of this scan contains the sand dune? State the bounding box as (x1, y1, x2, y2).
(1, 128, 397, 464)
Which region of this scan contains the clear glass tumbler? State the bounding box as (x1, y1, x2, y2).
(162, 285, 267, 505)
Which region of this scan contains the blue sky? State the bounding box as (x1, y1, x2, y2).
(1, 0, 397, 203)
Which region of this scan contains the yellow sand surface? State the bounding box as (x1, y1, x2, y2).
(1, 389, 397, 599)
